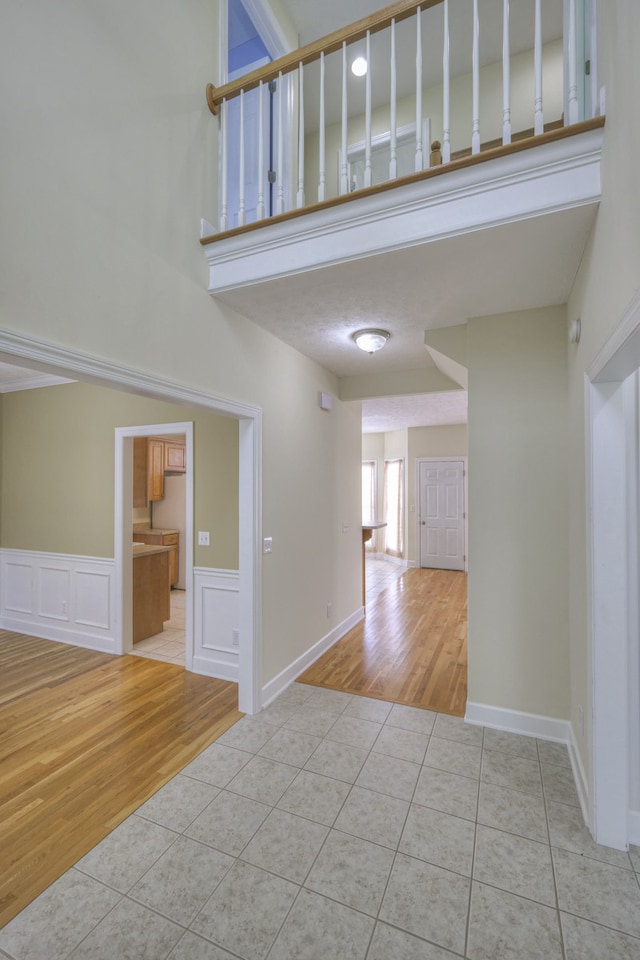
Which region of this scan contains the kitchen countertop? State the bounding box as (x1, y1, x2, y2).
(132, 543, 172, 558)
(133, 525, 179, 536)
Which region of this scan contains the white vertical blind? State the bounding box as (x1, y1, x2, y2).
(389, 19, 397, 180)
(442, 0, 451, 162)
(502, 0, 511, 144)
(472, 0, 480, 154)
(297, 63, 305, 208)
(534, 0, 544, 134)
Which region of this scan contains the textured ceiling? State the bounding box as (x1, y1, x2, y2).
(362, 390, 467, 432)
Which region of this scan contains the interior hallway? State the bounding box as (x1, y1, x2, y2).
(300, 558, 468, 717)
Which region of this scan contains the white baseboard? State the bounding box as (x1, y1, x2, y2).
(261, 606, 364, 708)
(0, 615, 116, 654)
(465, 701, 571, 741)
(629, 810, 640, 846)
(465, 701, 590, 829)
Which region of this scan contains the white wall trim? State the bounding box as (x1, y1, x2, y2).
(0, 549, 116, 654)
(587, 287, 640, 383)
(0, 326, 262, 715)
(261, 606, 364, 708)
(204, 127, 603, 293)
(193, 567, 239, 683)
(629, 810, 640, 847)
(466, 701, 589, 827)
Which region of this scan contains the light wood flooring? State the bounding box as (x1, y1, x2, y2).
(0, 633, 241, 928)
(300, 566, 468, 717)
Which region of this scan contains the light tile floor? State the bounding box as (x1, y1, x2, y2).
(365, 556, 407, 602)
(2, 683, 640, 959)
(131, 589, 186, 666)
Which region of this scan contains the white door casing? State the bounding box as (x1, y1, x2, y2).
(418, 459, 466, 571)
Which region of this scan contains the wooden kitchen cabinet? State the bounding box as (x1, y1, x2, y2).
(133, 437, 148, 508)
(147, 438, 165, 502)
(132, 546, 171, 642)
(133, 529, 179, 587)
(163, 440, 186, 473)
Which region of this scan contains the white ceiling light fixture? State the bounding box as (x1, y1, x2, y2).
(351, 56, 367, 77)
(352, 328, 390, 354)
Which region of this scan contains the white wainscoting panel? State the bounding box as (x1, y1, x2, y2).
(192, 567, 239, 682)
(0, 549, 116, 652)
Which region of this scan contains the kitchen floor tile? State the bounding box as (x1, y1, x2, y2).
(547, 799, 632, 868)
(424, 736, 482, 779)
(481, 748, 543, 796)
(226, 755, 298, 805)
(303, 738, 368, 783)
(180, 742, 252, 788)
(413, 766, 479, 822)
(267, 888, 374, 960)
(67, 898, 183, 960)
(477, 780, 548, 843)
(482, 727, 539, 760)
(74, 815, 178, 893)
(257, 727, 322, 767)
(399, 804, 475, 876)
(135, 774, 219, 832)
(432, 713, 484, 747)
(276, 769, 351, 826)
(185, 790, 271, 857)
(333, 785, 409, 849)
(552, 846, 640, 937)
(367, 922, 459, 959)
(355, 750, 421, 801)
(560, 911, 640, 960)
(372, 723, 429, 763)
(385, 703, 437, 736)
(325, 714, 383, 750)
(473, 824, 556, 906)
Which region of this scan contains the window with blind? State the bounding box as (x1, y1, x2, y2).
(383, 458, 405, 558)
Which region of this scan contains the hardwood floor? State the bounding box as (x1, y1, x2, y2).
(299, 567, 468, 717)
(0, 632, 241, 928)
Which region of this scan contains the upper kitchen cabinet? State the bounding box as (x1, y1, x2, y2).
(133, 436, 187, 504)
(163, 440, 186, 473)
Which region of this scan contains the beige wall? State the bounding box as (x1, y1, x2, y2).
(306, 39, 563, 201)
(467, 307, 569, 719)
(1, 383, 239, 569)
(407, 424, 468, 564)
(1, 0, 363, 688)
(565, 0, 640, 775)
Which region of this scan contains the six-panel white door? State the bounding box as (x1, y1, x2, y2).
(419, 460, 465, 570)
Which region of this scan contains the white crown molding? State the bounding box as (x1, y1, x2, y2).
(587, 287, 640, 383)
(204, 127, 604, 294)
(0, 328, 261, 422)
(0, 373, 74, 393)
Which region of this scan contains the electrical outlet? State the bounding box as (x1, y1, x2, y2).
(263, 537, 273, 554)
(198, 531, 210, 546)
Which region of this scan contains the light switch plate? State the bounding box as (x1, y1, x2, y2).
(263, 537, 273, 554)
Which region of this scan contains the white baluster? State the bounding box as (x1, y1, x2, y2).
(277, 71, 285, 214)
(364, 30, 371, 187)
(472, 0, 480, 154)
(534, 0, 543, 134)
(415, 6, 423, 172)
(364, 30, 372, 187)
(568, 0, 578, 123)
(442, 0, 451, 162)
(319, 52, 326, 202)
(297, 63, 305, 208)
(220, 97, 228, 231)
(502, 0, 511, 144)
(340, 42, 349, 195)
(389, 19, 397, 181)
(257, 81, 265, 221)
(238, 89, 246, 226)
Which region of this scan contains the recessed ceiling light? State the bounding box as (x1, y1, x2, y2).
(352, 329, 390, 354)
(351, 56, 367, 77)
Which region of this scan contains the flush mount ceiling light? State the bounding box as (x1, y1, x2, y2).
(352, 328, 390, 354)
(351, 56, 368, 77)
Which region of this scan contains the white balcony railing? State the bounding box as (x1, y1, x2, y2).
(204, 0, 597, 238)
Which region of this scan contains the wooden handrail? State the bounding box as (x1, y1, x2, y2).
(206, 0, 442, 114)
(200, 116, 605, 245)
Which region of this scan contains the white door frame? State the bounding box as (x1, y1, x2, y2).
(587, 289, 640, 848)
(415, 457, 468, 572)
(115, 422, 194, 665)
(0, 329, 263, 715)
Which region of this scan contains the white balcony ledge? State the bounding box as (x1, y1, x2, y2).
(202, 120, 604, 297)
